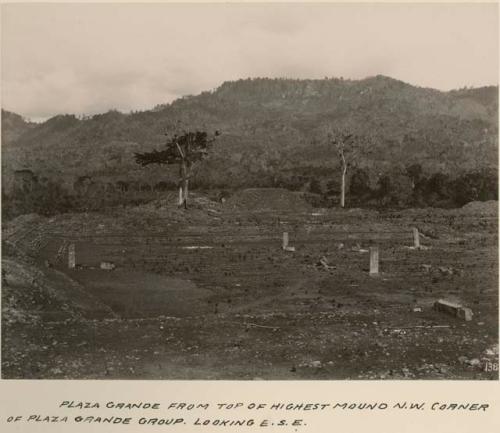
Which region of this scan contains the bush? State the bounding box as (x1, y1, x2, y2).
(377, 171, 414, 207)
(309, 178, 324, 195)
(349, 168, 372, 200)
(452, 169, 498, 206)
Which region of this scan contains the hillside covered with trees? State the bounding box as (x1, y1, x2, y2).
(2, 76, 498, 217)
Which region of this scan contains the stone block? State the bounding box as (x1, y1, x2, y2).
(434, 299, 473, 321)
(100, 261, 116, 271)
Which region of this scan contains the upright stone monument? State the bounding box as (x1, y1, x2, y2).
(68, 243, 76, 269)
(413, 227, 420, 249)
(369, 246, 379, 275)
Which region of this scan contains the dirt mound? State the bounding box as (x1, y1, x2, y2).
(2, 257, 113, 323)
(2, 213, 50, 256)
(460, 200, 498, 216)
(126, 192, 222, 226)
(133, 192, 220, 214)
(225, 188, 311, 212)
(2, 213, 46, 237)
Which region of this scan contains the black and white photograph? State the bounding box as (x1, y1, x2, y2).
(1, 2, 498, 381)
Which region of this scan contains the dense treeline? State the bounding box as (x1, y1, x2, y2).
(3, 165, 497, 219)
(262, 165, 498, 208)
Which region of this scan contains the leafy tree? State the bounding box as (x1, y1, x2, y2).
(326, 179, 340, 197)
(420, 172, 453, 206)
(309, 178, 323, 195)
(452, 169, 498, 206)
(406, 163, 423, 186)
(349, 167, 371, 199)
(405, 163, 427, 205)
(377, 170, 414, 207)
(73, 175, 92, 195)
(154, 181, 174, 192)
(135, 129, 220, 208)
(426, 173, 450, 198)
(116, 180, 129, 193)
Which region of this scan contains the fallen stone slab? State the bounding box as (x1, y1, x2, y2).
(434, 299, 473, 321)
(438, 266, 454, 276)
(316, 256, 333, 270)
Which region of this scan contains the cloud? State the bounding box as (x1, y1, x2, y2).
(1, 3, 498, 120)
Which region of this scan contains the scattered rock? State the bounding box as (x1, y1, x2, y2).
(299, 360, 322, 368)
(100, 261, 116, 271)
(316, 256, 334, 270)
(437, 266, 454, 276)
(467, 358, 481, 367)
(485, 345, 498, 356)
(351, 243, 362, 252)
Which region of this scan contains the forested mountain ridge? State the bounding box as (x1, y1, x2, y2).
(2, 76, 498, 196)
(1, 110, 36, 145)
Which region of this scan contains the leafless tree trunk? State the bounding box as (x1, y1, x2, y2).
(339, 146, 347, 208)
(183, 178, 189, 209)
(176, 142, 190, 209)
(178, 186, 183, 206)
(179, 160, 189, 208)
(340, 166, 346, 208)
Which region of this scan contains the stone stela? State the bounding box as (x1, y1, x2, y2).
(369, 246, 379, 275)
(68, 243, 76, 269)
(282, 232, 289, 250)
(413, 227, 420, 249)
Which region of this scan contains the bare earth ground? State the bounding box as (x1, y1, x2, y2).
(2, 195, 498, 379)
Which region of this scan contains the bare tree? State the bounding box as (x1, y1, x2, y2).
(327, 129, 366, 208)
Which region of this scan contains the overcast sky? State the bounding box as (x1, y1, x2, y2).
(1, 2, 498, 121)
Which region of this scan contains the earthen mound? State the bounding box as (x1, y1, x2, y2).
(460, 200, 498, 216)
(225, 188, 311, 212)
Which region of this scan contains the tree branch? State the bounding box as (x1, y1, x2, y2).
(175, 142, 185, 159)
